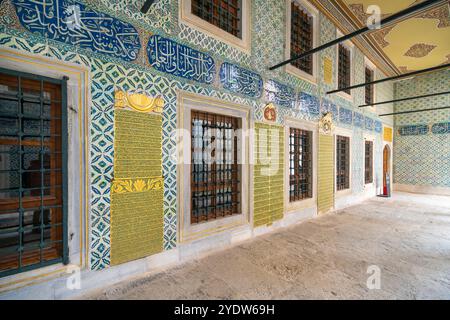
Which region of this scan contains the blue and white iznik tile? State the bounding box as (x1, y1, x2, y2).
(264, 79, 296, 108)
(298, 92, 319, 117)
(147, 35, 216, 84)
(219, 62, 263, 98)
(12, 0, 141, 62)
(339, 107, 353, 125)
(320, 99, 338, 121)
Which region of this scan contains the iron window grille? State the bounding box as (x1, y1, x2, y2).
(290, 2, 314, 75)
(0, 68, 68, 278)
(365, 140, 373, 184)
(191, 110, 241, 224)
(365, 67, 374, 105)
(338, 44, 351, 95)
(191, 0, 242, 38)
(289, 128, 313, 202)
(336, 135, 350, 191)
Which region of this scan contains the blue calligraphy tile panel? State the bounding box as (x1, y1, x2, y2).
(365, 117, 374, 131)
(339, 107, 353, 125)
(374, 120, 382, 133)
(264, 80, 296, 108)
(432, 122, 450, 134)
(354, 112, 364, 128)
(147, 35, 215, 84)
(219, 62, 263, 98)
(320, 100, 338, 121)
(12, 0, 141, 62)
(398, 124, 429, 136)
(299, 92, 320, 116)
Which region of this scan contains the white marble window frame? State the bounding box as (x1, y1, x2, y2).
(179, 0, 252, 53)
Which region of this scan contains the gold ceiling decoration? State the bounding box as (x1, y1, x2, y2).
(320, 0, 450, 74)
(404, 43, 437, 58)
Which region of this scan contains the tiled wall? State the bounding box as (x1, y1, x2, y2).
(0, 0, 389, 271)
(394, 69, 450, 188)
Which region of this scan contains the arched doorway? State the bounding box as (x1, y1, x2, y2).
(383, 145, 391, 196)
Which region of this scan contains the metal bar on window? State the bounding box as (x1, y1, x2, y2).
(0, 68, 68, 278)
(290, 3, 313, 75)
(289, 128, 312, 202)
(191, 110, 241, 224)
(191, 0, 242, 38)
(365, 67, 374, 105)
(336, 136, 350, 191)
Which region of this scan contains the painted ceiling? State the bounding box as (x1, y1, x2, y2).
(338, 0, 450, 73)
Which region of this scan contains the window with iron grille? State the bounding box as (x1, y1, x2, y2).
(365, 140, 373, 184)
(365, 67, 374, 105)
(338, 44, 351, 95)
(290, 2, 314, 75)
(289, 128, 312, 202)
(191, 0, 242, 38)
(191, 110, 241, 224)
(336, 135, 350, 191)
(0, 68, 68, 277)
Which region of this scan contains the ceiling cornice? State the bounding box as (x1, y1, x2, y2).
(310, 0, 400, 76)
(310, 0, 450, 77)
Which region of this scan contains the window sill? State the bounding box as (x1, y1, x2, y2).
(0, 262, 68, 294)
(179, 2, 251, 54)
(180, 213, 248, 243)
(286, 197, 316, 212)
(335, 188, 352, 198)
(286, 65, 317, 85)
(336, 91, 353, 102)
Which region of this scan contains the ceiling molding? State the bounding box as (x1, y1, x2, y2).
(310, 0, 450, 76)
(310, 0, 400, 76)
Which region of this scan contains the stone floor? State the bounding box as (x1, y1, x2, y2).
(82, 192, 450, 300)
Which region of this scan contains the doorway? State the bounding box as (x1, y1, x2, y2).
(383, 145, 391, 196)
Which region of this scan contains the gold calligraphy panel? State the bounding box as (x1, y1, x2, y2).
(323, 57, 333, 85)
(318, 134, 334, 214)
(111, 108, 164, 266)
(253, 123, 284, 227)
(384, 127, 393, 142)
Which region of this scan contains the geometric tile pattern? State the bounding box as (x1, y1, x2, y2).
(394, 69, 450, 187)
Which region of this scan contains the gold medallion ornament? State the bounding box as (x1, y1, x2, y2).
(111, 177, 164, 195)
(115, 90, 164, 113)
(319, 112, 334, 135)
(263, 103, 277, 122)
